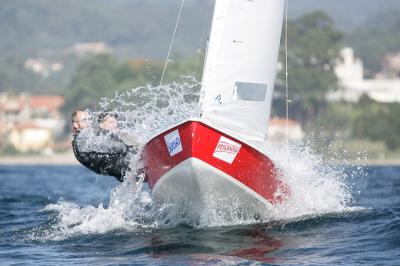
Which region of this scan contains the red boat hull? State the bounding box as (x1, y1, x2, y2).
(143, 120, 287, 208)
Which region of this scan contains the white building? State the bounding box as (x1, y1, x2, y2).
(24, 58, 64, 77)
(0, 93, 66, 153)
(8, 123, 53, 153)
(65, 42, 111, 56)
(267, 117, 304, 144)
(328, 47, 400, 103)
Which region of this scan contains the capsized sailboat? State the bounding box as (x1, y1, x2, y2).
(143, 0, 288, 217)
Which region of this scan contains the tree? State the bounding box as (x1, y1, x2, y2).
(63, 54, 120, 113)
(274, 11, 342, 124)
(353, 95, 400, 150)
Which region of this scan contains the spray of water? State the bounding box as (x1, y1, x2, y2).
(268, 144, 356, 220)
(33, 78, 362, 240)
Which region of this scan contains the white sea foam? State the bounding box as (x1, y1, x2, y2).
(35, 79, 361, 240)
(267, 143, 355, 220)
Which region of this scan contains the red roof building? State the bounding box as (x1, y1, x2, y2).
(29, 96, 65, 112)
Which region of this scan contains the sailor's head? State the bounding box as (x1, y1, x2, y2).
(72, 109, 89, 133)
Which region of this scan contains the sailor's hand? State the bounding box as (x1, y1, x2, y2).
(100, 116, 118, 130)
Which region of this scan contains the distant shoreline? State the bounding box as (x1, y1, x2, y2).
(346, 159, 400, 166)
(1, 153, 400, 167)
(0, 152, 79, 166)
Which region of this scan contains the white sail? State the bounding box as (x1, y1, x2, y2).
(200, 0, 285, 152)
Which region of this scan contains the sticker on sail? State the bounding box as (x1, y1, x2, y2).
(214, 94, 223, 105)
(213, 136, 241, 164)
(164, 129, 183, 157)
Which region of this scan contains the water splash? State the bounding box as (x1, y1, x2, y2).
(96, 75, 201, 144)
(34, 179, 154, 241)
(33, 79, 363, 240)
(268, 143, 356, 220)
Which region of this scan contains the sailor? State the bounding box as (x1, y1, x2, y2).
(71, 109, 138, 182)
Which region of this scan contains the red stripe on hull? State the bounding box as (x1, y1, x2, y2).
(143, 121, 287, 204)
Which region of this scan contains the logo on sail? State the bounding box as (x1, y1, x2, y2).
(164, 129, 183, 157)
(213, 136, 241, 164)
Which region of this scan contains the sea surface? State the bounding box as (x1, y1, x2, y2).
(0, 164, 399, 265)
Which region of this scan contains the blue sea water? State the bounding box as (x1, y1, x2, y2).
(0, 164, 399, 265)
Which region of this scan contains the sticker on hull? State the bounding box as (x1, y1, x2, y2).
(213, 136, 241, 164)
(164, 129, 183, 157)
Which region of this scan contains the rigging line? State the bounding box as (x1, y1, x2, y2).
(194, 0, 213, 80)
(285, 0, 290, 155)
(160, 0, 186, 86)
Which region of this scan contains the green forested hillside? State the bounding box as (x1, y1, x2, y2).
(0, 0, 213, 93)
(2, 0, 400, 60)
(289, 0, 400, 31)
(1, 0, 400, 93)
(0, 0, 213, 60)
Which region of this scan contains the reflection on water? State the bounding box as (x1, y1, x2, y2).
(224, 226, 283, 263)
(137, 224, 284, 264)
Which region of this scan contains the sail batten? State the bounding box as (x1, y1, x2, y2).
(199, 0, 285, 152)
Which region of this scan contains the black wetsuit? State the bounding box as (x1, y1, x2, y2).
(72, 128, 137, 182)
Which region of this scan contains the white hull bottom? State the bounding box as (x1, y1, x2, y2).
(152, 158, 275, 222)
